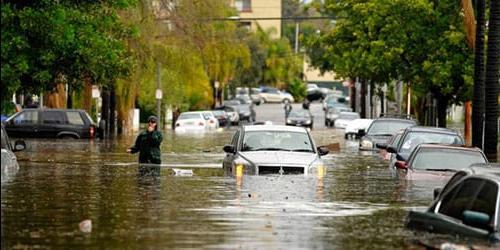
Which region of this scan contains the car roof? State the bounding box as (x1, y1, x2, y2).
(243, 125, 308, 133)
(403, 126, 460, 135)
(415, 143, 483, 152)
(463, 166, 500, 182)
(19, 108, 87, 112)
(373, 117, 416, 123)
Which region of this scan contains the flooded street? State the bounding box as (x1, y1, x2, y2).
(1, 104, 472, 249)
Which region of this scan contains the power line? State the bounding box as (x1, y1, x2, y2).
(157, 16, 335, 22)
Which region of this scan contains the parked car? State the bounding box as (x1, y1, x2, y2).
(224, 99, 255, 123)
(344, 118, 373, 139)
(406, 166, 500, 243)
(235, 96, 257, 122)
(212, 110, 228, 127)
(358, 117, 417, 151)
(1, 124, 26, 183)
(334, 111, 360, 129)
(393, 144, 488, 183)
(4, 108, 100, 139)
(306, 87, 329, 102)
(216, 105, 240, 125)
(386, 126, 465, 168)
(325, 105, 352, 127)
(286, 110, 314, 129)
(376, 129, 404, 160)
(322, 93, 348, 111)
(259, 87, 294, 103)
(175, 111, 217, 133)
(222, 125, 329, 175)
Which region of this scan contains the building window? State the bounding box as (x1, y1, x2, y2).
(235, 0, 251, 12)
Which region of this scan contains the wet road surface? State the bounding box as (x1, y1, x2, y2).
(1, 104, 484, 249)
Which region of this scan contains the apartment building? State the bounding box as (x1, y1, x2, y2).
(233, 0, 282, 39)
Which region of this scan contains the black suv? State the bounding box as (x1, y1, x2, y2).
(4, 109, 100, 139)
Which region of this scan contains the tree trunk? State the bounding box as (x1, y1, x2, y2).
(110, 86, 116, 135)
(472, 0, 486, 149)
(360, 79, 366, 118)
(436, 93, 448, 128)
(484, 0, 500, 162)
(349, 78, 356, 112)
(461, 0, 476, 146)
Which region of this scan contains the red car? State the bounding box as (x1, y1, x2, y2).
(393, 144, 488, 184)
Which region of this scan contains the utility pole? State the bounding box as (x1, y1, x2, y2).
(294, 20, 299, 54)
(156, 62, 162, 129)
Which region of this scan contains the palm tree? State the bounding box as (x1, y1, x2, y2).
(484, 0, 500, 162)
(472, 0, 486, 149)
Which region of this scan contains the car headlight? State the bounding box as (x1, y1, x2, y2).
(304, 120, 311, 124)
(233, 157, 254, 176)
(360, 139, 373, 149)
(309, 159, 326, 177)
(286, 119, 292, 123)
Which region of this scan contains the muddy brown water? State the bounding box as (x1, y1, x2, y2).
(0, 128, 488, 249)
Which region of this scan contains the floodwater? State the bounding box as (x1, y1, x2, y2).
(0, 128, 487, 249)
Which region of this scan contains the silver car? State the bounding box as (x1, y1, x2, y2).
(222, 125, 329, 175)
(1, 124, 26, 183)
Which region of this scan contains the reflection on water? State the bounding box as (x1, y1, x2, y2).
(1, 128, 490, 249)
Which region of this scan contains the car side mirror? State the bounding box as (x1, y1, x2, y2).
(376, 143, 388, 149)
(13, 140, 26, 152)
(223, 145, 235, 153)
(357, 129, 366, 137)
(463, 210, 492, 231)
(387, 146, 397, 154)
(317, 146, 329, 156)
(433, 188, 442, 200)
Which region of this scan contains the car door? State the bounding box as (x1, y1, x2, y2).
(39, 110, 67, 138)
(431, 178, 497, 237)
(223, 130, 240, 170)
(5, 110, 39, 138)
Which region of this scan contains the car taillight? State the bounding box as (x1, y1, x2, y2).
(199, 122, 204, 126)
(395, 161, 407, 170)
(209, 119, 214, 124)
(90, 126, 95, 138)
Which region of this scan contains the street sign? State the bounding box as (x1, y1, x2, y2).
(92, 86, 100, 98)
(156, 89, 163, 99)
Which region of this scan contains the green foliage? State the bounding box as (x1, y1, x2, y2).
(286, 79, 307, 102)
(305, 0, 473, 106)
(1, 0, 136, 110)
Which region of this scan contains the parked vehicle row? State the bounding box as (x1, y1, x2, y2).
(356, 114, 499, 244)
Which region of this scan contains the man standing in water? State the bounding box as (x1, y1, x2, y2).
(127, 115, 163, 164)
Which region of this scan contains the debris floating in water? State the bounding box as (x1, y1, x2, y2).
(172, 168, 193, 176)
(79, 219, 92, 233)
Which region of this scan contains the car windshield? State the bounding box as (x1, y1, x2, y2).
(289, 110, 310, 118)
(400, 132, 464, 154)
(412, 149, 487, 171)
(367, 120, 414, 136)
(241, 131, 314, 152)
(178, 113, 202, 120)
(338, 113, 359, 120)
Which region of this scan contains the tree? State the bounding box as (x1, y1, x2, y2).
(1, 0, 135, 114)
(472, 0, 486, 149)
(304, 0, 473, 126)
(484, 0, 500, 161)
